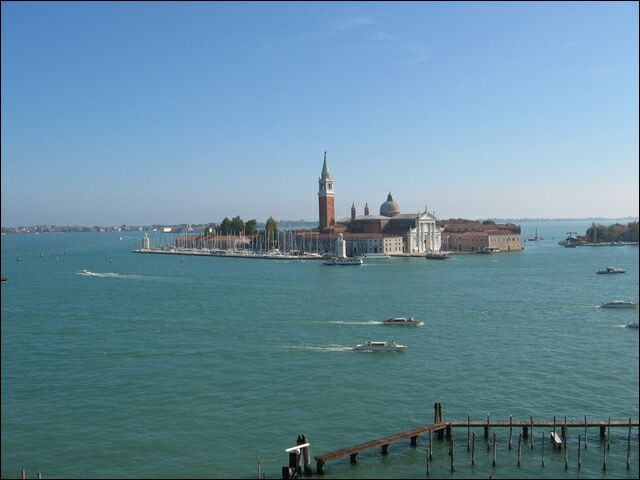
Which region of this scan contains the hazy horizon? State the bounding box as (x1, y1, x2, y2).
(2, 2, 638, 226)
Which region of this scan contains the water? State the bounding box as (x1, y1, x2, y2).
(1, 221, 638, 479)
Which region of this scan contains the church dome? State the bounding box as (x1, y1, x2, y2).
(380, 192, 400, 217)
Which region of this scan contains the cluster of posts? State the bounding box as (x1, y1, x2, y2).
(282, 434, 312, 480)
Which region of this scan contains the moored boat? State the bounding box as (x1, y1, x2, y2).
(383, 317, 424, 326)
(478, 247, 500, 254)
(353, 341, 407, 352)
(425, 252, 450, 260)
(323, 257, 363, 266)
(626, 322, 639, 329)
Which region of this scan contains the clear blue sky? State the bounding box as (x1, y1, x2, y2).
(2, 1, 638, 226)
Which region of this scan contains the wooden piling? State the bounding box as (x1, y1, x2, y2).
(517, 433, 522, 467)
(509, 415, 513, 450)
(467, 415, 470, 451)
(350, 453, 358, 464)
(584, 415, 588, 449)
(602, 436, 607, 471)
(37, 472, 42, 480)
(301, 434, 312, 476)
(411, 435, 418, 447)
(316, 460, 324, 475)
(553, 415, 556, 437)
(564, 432, 569, 470)
(445, 425, 452, 440)
(450, 438, 455, 472)
(627, 418, 632, 470)
(530, 416, 534, 448)
(600, 425, 607, 440)
(471, 431, 475, 466)
(434, 402, 439, 423)
(426, 447, 430, 477)
(578, 434, 582, 469)
(485, 414, 490, 441)
(381, 444, 389, 456)
(541, 432, 545, 468)
(607, 418, 611, 451)
(492, 433, 496, 467)
(428, 431, 432, 460)
(21, 470, 26, 480)
(522, 425, 529, 440)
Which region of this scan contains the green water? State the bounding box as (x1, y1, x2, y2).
(1, 221, 638, 478)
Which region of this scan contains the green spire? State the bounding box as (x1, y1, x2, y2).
(321, 151, 330, 177)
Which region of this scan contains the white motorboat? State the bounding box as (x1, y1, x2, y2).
(601, 301, 638, 309)
(353, 341, 407, 352)
(383, 317, 424, 326)
(78, 269, 91, 276)
(362, 253, 391, 259)
(626, 322, 639, 329)
(425, 252, 450, 260)
(323, 257, 363, 266)
(596, 267, 626, 274)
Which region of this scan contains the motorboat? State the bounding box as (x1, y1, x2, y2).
(596, 267, 626, 274)
(478, 247, 500, 254)
(353, 341, 407, 352)
(0, 276, 7, 283)
(425, 252, 450, 260)
(383, 317, 424, 326)
(527, 228, 544, 241)
(323, 257, 363, 266)
(601, 301, 638, 309)
(362, 253, 391, 259)
(626, 322, 639, 329)
(78, 269, 91, 276)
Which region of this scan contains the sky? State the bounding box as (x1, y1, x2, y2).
(1, 1, 638, 226)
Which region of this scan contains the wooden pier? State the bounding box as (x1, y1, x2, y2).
(309, 404, 639, 475)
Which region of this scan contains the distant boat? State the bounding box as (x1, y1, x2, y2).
(383, 317, 424, 326)
(1, 276, 8, 283)
(527, 228, 543, 241)
(323, 257, 363, 266)
(478, 247, 500, 254)
(425, 251, 450, 260)
(78, 269, 91, 276)
(596, 267, 625, 274)
(353, 341, 407, 352)
(626, 322, 639, 329)
(362, 253, 391, 259)
(601, 301, 638, 309)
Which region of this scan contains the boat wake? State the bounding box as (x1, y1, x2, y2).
(327, 320, 383, 325)
(76, 271, 161, 280)
(286, 344, 353, 352)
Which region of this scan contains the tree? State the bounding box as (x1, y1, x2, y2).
(219, 217, 232, 235)
(482, 219, 496, 225)
(245, 219, 258, 236)
(265, 217, 278, 248)
(230, 216, 245, 235)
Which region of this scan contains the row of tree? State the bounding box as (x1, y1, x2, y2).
(585, 222, 639, 243)
(203, 216, 279, 237)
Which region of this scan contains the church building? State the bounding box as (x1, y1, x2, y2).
(315, 154, 443, 255)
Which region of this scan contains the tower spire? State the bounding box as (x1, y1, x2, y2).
(321, 151, 330, 178)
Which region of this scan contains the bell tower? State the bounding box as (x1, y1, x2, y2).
(318, 151, 335, 230)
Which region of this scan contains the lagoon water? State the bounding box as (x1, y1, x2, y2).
(1, 220, 638, 479)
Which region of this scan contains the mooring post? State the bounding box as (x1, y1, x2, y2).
(564, 432, 569, 470)
(522, 425, 529, 440)
(450, 438, 455, 472)
(517, 433, 522, 467)
(509, 415, 513, 450)
(434, 402, 439, 423)
(411, 435, 418, 447)
(562, 416, 567, 443)
(301, 434, 312, 476)
(440, 403, 444, 422)
(541, 432, 545, 468)
(429, 430, 433, 460)
(607, 418, 611, 451)
(289, 450, 300, 478)
(530, 416, 534, 448)
(37, 472, 42, 480)
(553, 415, 556, 437)
(446, 424, 452, 440)
(492, 433, 497, 467)
(467, 414, 470, 451)
(578, 434, 582, 469)
(485, 414, 490, 441)
(21, 470, 26, 480)
(627, 418, 632, 470)
(381, 444, 389, 456)
(602, 436, 607, 472)
(471, 431, 476, 466)
(584, 415, 588, 450)
(316, 460, 324, 475)
(600, 425, 607, 440)
(426, 447, 430, 477)
(350, 453, 358, 465)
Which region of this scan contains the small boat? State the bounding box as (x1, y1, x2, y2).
(550, 431, 562, 448)
(383, 317, 424, 326)
(478, 247, 500, 254)
(596, 267, 625, 274)
(527, 228, 544, 241)
(1, 276, 8, 283)
(601, 301, 638, 309)
(626, 322, 639, 329)
(353, 341, 407, 352)
(78, 269, 91, 276)
(425, 252, 450, 260)
(323, 257, 363, 266)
